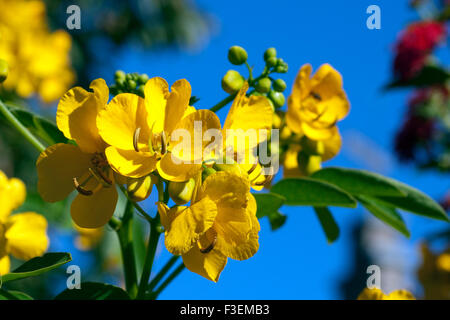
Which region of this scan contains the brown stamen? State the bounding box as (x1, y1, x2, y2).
(311, 91, 322, 101)
(160, 131, 167, 155)
(133, 127, 141, 152)
(73, 177, 93, 196)
(247, 163, 258, 175)
(88, 167, 112, 187)
(200, 234, 217, 254)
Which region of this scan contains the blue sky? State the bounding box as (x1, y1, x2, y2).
(89, 0, 450, 299)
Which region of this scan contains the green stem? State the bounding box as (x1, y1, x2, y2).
(147, 255, 180, 291)
(137, 221, 161, 299)
(245, 61, 254, 82)
(116, 200, 138, 299)
(151, 263, 185, 299)
(209, 93, 236, 113)
(0, 98, 45, 152)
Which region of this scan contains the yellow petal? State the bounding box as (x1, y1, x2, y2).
(36, 144, 92, 202)
(0, 255, 10, 276)
(200, 171, 249, 209)
(385, 289, 416, 300)
(5, 212, 48, 260)
(322, 130, 342, 161)
(164, 197, 217, 255)
(105, 146, 157, 178)
(0, 176, 26, 222)
(71, 186, 118, 228)
(56, 79, 107, 153)
(145, 77, 169, 134)
(182, 244, 227, 282)
(164, 79, 191, 135)
(98, 93, 148, 151)
(301, 121, 338, 141)
(357, 288, 386, 300)
(157, 202, 171, 230)
(157, 153, 202, 182)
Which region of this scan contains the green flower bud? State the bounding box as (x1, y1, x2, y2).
(264, 47, 277, 61)
(127, 176, 154, 202)
(221, 70, 245, 94)
(255, 77, 271, 93)
(168, 178, 196, 205)
(114, 70, 126, 81)
(125, 73, 133, 81)
(266, 56, 278, 68)
(268, 90, 285, 108)
(202, 167, 216, 181)
(137, 85, 145, 97)
(116, 78, 125, 88)
(0, 59, 9, 83)
(138, 73, 149, 84)
(156, 224, 165, 233)
(273, 79, 287, 92)
(127, 79, 137, 90)
(228, 46, 248, 65)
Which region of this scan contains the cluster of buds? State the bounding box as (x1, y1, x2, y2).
(109, 70, 150, 97)
(221, 45, 288, 109)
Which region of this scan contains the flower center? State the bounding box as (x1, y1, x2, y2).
(73, 153, 113, 196)
(133, 127, 167, 157)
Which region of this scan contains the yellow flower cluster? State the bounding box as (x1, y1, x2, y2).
(0, 170, 48, 275)
(36, 77, 273, 281)
(0, 0, 74, 103)
(280, 64, 349, 177)
(418, 243, 450, 300)
(357, 288, 416, 300)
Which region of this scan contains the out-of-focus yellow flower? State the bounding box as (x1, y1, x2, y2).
(0, 0, 74, 103)
(74, 224, 104, 251)
(158, 171, 259, 282)
(36, 79, 119, 228)
(97, 77, 200, 179)
(158, 83, 273, 190)
(0, 170, 48, 275)
(357, 288, 416, 300)
(418, 243, 450, 300)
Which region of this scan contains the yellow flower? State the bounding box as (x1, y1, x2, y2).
(158, 83, 273, 190)
(73, 224, 104, 251)
(36, 79, 119, 228)
(357, 288, 415, 300)
(0, 0, 75, 102)
(97, 77, 201, 179)
(158, 171, 259, 282)
(418, 243, 450, 299)
(286, 63, 349, 141)
(0, 171, 48, 275)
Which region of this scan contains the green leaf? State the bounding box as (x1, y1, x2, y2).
(311, 167, 405, 197)
(357, 195, 410, 237)
(3, 105, 67, 145)
(375, 181, 449, 222)
(54, 282, 130, 300)
(313, 207, 340, 244)
(385, 65, 450, 89)
(1, 252, 72, 283)
(271, 178, 357, 208)
(0, 289, 33, 300)
(253, 193, 287, 231)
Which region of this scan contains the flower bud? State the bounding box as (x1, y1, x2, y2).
(138, 73, 149, 85)
(273, 79, 287, 92)
(8, 178, 26, 210)
(268, 91, 285, 108)
(137, 85, 145, 97)
(222, 70, 245, 94)
(264, 47, 277, 61)
(298, 152, 322, 176)
(255, 77, 271, 93)
(280, 126, 292, 140)
(127, 176, 154, 202)
(273, 112, 282, 129)
(0, 59, 9, 83)
(228, 46, 248, 65)
(114, 70, 126, 81)
(266, 56, 278, 68)
(202, 167, 216, 181)
(213, 162, 243, 175)
(127, 79, 137, 90)
(168, 178, 196, 205)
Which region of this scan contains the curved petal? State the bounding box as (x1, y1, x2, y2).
(0, 177, 26, 222)
(200, 171, 249, 209)
(385, 290, 416, 300)
(182, 244, 227, 282)
(105, 146, 157, 178)
(71, 186, 118, 228)
(164, 196, 217, 255)
(56, 79, 107, 153)
(165, 79, 191, 135)
(322, 130, 342, 161)
(5, 212, 48, 260)
(98, 93, 148, 151)
(301, 121, 337, 141)
(157, 153, 202, 182)
(357, 288, 385, 300)
(0, 255, 10, 276)
(145, 77, 169, 134)
(36, 144, 92, 203)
